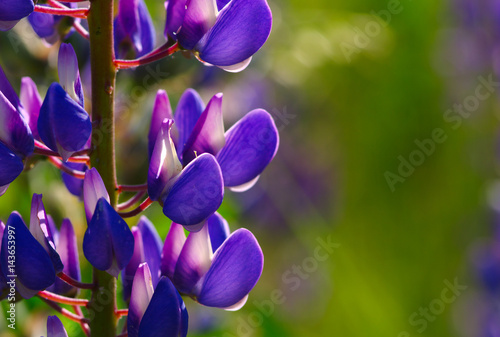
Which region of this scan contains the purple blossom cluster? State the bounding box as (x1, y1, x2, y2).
(0, 0, 277, 336)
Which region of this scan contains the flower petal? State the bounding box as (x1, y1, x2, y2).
(58, 43, 84, 107)
(165, 0, 187, 39)
(0, 142, 24, 187)
(196, 0, 272, 66)
(0, 0, 34, 22)
(149, 90, 174, 159)
(162, 153, 224, 227)
(0, 65, 20, 108)
(197, 228, 263, 308)
(61, 162, 87, 199)
(207, 212, 230, 252)
(137, 0, 156, 57)
(38, 83, 91, 161)
(83, 198, 134, 277)
(83, 168, 110, 223)
(161, 222, 186, 280)
(173, 224, 212, 294)
(27, 11, 55, 38)
(176, 0, 217, 50)
(216, 109, 278, 188)
(138, 277, 186, 337)
(182, 93, 225, 164)
(174, 89, 204, 156)
(19, 77, 42, 140)
(128, 263, 155, 337)
(1, 212, 55, 298)
(47, 315, 68, 337)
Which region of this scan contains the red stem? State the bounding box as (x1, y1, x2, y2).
(116, 333, 128, 337)
(38, 290, 89, 306)
(74, 21, 90, 40)
(35, 140, 90, 158)
(115, 309, 128, 318)
(74, 305, 91, 337)
(118, 197, 154, 218)
(48, 157, 86, 179)
(114, 42, 180, 69)
(117, 184, 148, 193)
(117, 191, 147, 210)
(57, 272, 95, 290)
(40, 298, 89, 324)
(34, 4, 89, 19)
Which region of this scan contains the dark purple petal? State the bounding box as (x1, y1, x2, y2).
(149, 90, 174, 159)
(116, 0, 155, 57)
(19, 77, 42, 140)
(182, 93, 225, 164)
(47, 315, 68, 337)
(58, 43, 84, 107)
(216, 109, 278, 188)
(162, 153, 224, 227)
(38, 83, 91, 161)
(119, 0, 140, 38)
(28, 11, 55, 38)
(174, 89, 204, 157)
(196, 0, 272, 66)
(128, 263, 155, 337)
(148, 119, 183, 201)
(216, 0, 231, 10)
(161, 222, 186, 280)
(207, 212, 229, 252)
(1, 212, 55, 299)
(123, 228, 145, 302)
(61, 162, 87, 199)
(0, 0, 34, 22)
(165, 0, 187, 39)
(197, 228, 263, 308)
(0, 89, 34, 158)
(173, 224, 212, 294)
(0, 142, 23, 186)
(83, 198, 135, 277)
(0, 65, 20, 108)
(138, 277, 186, 337)
(176, 0, 217, 50)
(29, 194, 64, 274)
(137, 0, 156, 57)
(83, 168, 110, 223)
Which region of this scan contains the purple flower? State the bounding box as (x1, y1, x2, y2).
(61, 162, 88, 199)
(127, 263, 188, 337)
(161, 213, 263, 309)
(165, 0, 272, 71)
(83, 198, 134, 278)
(58, 43, 85, 107)
(114, 0, 156, 58)
(122, 216, 163, 302)
(0, 0, 34, 31)
(148, 118, 224, 229)
(46, 315, 68, 337)
(27, 3, 79, 45)
(83, 167, 110, 222)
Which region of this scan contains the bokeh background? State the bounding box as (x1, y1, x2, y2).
(0, 0, 498, 336)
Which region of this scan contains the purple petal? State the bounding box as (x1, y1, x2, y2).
(61, 162, 87, 199)
(173, 224, 212, 294)
(116, 0, 155, 57)
(136, 0, 156, 57)
(0, 65, 20, 107)
(162, 153, 224, 227)
(47, 316, 68, 337)
(207, 212, 229, 252)
(119, 0, 140, 38)
(123, 227, 145, 302)
(149, 90, 174, 159)
(19, 77, 42, 140)
(174, 89, 204, 157)
(58, 43, 84, 107)
(165, 0, 187, 39)
(176, 0, 217, 50)
(148, 119, 183, 201)
(138, 277, 186, 337)
(216, 109, 278, 188)
(197, 228, 263, 308)
(1, 212, 55, 298)
(0, 184, 8, 196)
(28, 11, 56, 38)
(196, 0, 272, 66)
(0, 142, 23, 186)
(83, 168, 110, 223)
(161, 222, 186, 280)
(29, 194, 63, 274)
(0, 0, 34, 23)
(38, 83, 91, 161)
(128, 263, 155, 337)
(216, 0, 231, 10)
(182, 93, 225, 164)
(83, 198, 135, 277)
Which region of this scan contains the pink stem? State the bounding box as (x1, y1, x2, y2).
(38, 290, 89, 306)
(114, 42, 180, 69)
(117, 191, 147, 211)
(39, 298, 89, 324)
(115, 309, 128, 318)
(48, 157, 86, 179)
(74, 305, 91, 337)
(74, 21, 90, 40)
(57, 272, 95, 290)
(34, 4, 89, 19)
(118, 197, 154, 218)
(117, 184, 148, 193)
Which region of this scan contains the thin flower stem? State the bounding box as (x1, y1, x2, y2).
(115, 309, 128, 318)
(74, 306, 91, 337)
(57, 272, 95, 290)
(34, 147, 90, 164)
(38, 290, 89, 306)
(117, 190, 147, 210)
(74, 21, 90, 40)
(39, 297, 89, 324)
(34, 5, 89, 19)
(48, 157, 86, 179)
(35, 140, 90, 157)
(118, 197, 154, 218)
(116, 333, 128, 337)
(117, 184, 148, 193)
(114, 42, 180, 69)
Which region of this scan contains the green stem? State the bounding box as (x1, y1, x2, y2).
(87, 0, 118, 336)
